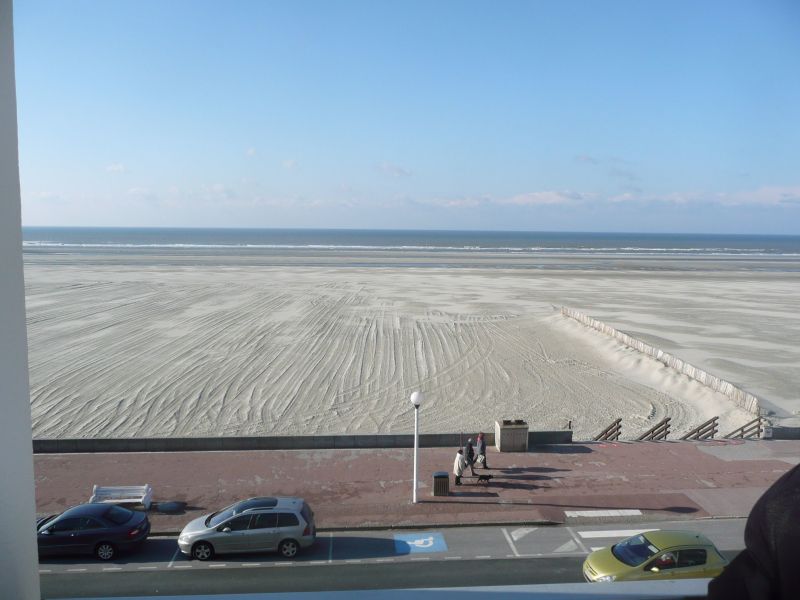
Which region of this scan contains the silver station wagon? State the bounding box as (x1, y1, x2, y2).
(178, 497, 316, 561)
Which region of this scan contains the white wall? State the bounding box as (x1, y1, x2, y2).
(0, 0, 41, 597)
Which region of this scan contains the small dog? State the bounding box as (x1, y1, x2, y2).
(476, 474, 493, 484)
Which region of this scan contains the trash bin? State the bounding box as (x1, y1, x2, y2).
(432, 471, 450, 496)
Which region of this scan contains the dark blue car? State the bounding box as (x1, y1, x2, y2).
(37, 503, 150, 560)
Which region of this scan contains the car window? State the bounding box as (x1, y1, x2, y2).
(208, 505, 237, 528)
(80, 517, 104, 530)
(50, 517, 83, 533)
(277, 513, 299, 528)
(104, 505, 134, 525)
(251, 513, 277, 529)
(677, 548, 707, 567)
(300, 503, 313, 524)
(612, 534, 660, 566)
(221, 515, 252, 531)
(648, 552, 678, 571)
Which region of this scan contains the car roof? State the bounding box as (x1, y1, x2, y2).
(58, 503, 114, 518)
(641, 530, 715, 549)
(233, 497, 303, 514)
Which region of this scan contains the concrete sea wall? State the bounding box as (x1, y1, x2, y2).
(561, 307, 761, 415)
(32, 430, 573, 454)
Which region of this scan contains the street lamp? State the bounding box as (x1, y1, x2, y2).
(410, 391, 424, 504)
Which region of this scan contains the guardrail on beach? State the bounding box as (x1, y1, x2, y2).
(561, 306, 761, 416)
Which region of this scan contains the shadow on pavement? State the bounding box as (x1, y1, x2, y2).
(529, 444, 592, 454)
(39, 538, 179, 565)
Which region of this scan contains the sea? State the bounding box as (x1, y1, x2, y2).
(21, 227, 800, 271)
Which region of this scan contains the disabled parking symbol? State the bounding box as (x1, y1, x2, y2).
(394, 531, 448, 555)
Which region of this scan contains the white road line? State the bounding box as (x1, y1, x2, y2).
(566, 526, 590, 554)
(137, 566, 158, 570)
(167, 547, 180, 568)
(242, 563, 261, 567)
(410, 557, 430, 562)
(173, 565, 193, 569)
(579, 529, 657, 539)
(66, 568, 87, 572)
(345, 559, 362, 564)
(443, 556, 461, 560)
(208, 564, 227, 568)
(375, 558, 395, 563)
(310, 560, 327, 565)
(511, 527, 537, 541)
(275, 562, 294, 567)
(565, 509, 642, 518)
(475, 555, 491, 559)
(501, 527, 520, 557)
(102, 567, 122, 572)
(328, 532, 333, 564)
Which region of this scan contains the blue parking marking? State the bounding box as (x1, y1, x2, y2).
(394, 531, 448, 555)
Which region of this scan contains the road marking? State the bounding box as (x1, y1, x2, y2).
(137, 566, 158, 570)
(591, 546, 607, 551)
(565, 509, 642, 518)
(375, 558, 395, 563)
(310, 560, 327, 565)
(410, 557, 430, 562)
(501, 527, 520, 557)
(566, 526, 589, 554)
(208, 564, 227, 568)
(511, 526, 537, 541)
(553, 540, 578, 553)
(444, 556, 461, 560)
(475, 555, 491, 559)
(345, 559, 362, 564)
(167, 547, 181, 568)
(102, 567, 122, 572)
(242, 563, 261, 567)
(579, 528, 657, 539)
(275, 562, 294, 567)
(173, 565, 193, 569)
(66, 568, 87, 572)
(328, 532, 333, 564)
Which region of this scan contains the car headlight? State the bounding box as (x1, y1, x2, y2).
(595, 575, 616, 583)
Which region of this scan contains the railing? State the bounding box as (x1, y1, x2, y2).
(594, 418, 622, 441)
(637, 417, 671, 441)
(681, 416, 719, 440)
(725, 416, 766, 439)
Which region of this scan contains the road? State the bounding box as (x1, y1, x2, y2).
(40, 518, 745, 598)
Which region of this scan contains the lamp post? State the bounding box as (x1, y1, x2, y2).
(410, 391, 423, 504)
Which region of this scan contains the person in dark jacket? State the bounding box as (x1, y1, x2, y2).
(464, 438, 476, 476)
(708, 462, 800, 599)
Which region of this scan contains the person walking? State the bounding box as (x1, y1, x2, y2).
(453, 448, 466, 486)
(464, 438, 476, 476)
(476, 432, 489, 469)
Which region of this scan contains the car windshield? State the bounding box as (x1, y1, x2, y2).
(104, 505, 134, 525)
(206, 504, 237, 528)
(36, 515, 56, 532)
(611, 534, 660, 567)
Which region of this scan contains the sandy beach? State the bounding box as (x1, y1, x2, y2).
(23, 249, 800, 441)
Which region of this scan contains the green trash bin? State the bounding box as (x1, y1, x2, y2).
(432, 471, 450, 496)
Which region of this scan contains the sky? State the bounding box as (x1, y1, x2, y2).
(12, 0, 800, 233)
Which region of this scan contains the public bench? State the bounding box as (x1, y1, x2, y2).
(89, 484, 153, 510)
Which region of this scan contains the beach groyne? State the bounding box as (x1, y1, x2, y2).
(31, 430, 573, 454)
(561, 307, 761, 415)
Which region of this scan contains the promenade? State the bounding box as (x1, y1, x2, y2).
(34, 439, 798, 533)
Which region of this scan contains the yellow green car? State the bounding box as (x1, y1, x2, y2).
(582, 530, 728, 583)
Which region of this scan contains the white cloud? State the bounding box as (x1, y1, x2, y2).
(105, 163, 126, 173)
(609, 186, 800, 207)
(501, 190, 591, 206)
(378, 161, 412, 178)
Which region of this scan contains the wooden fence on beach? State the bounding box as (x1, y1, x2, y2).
(561, 306, 761, 416)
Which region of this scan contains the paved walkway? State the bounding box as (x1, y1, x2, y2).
(33, 439, 799, 533)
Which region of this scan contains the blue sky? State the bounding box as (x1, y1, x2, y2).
(13, 0, 800, 233)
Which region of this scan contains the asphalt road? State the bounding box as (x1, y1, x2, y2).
(40, 519, 745, 599)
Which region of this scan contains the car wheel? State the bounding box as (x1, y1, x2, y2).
(192, 541, 214, 561)
(95, 542, 116, 561)
(279, 539, 299, 559)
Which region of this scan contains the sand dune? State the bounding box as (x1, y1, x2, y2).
(23, 259, 778, 441)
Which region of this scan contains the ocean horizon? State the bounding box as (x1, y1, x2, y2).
(21, 227, 800, 257)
